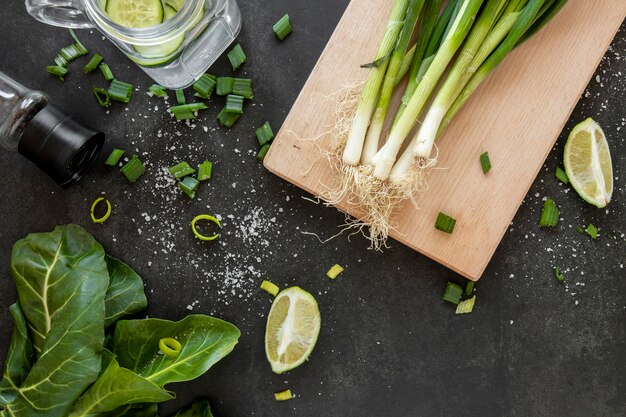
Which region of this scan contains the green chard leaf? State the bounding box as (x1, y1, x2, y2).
(0, 303, 34, 407)
(4, 224, 109, 417)
(174, 400, 213, 417)
(67, 350, 172, 417)
(111, 315, 241, 387)
(104, 256, 148, 328)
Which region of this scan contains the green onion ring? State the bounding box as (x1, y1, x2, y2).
(90, 197, 111, 224)
(159, 337, 182, 358)
(191, 214, 221, 241)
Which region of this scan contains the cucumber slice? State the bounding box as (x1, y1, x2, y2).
(106, 0, 164, 28)
(134, 5, 184, 59)
(165, 0, 187, 11)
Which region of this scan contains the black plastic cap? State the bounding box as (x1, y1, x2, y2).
(18, 105, 104, 188)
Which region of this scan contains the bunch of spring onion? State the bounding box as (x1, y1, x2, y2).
(331, 0, 567, 248)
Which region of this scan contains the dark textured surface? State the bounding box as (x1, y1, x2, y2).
(0, 2, 624, 417)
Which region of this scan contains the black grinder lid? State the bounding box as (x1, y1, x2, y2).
(18, 104, 104, 188)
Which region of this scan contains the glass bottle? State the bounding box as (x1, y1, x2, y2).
(0, 71, 104, 187)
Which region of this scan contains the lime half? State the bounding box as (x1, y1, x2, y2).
(563, 118, 613, 208)
(265, 287, 321, 374)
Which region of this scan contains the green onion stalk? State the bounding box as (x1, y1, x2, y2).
(439, 0, 564, 135)
(413, 0, 510, 160)
(371, 0, 485, 181)
(361, 0, 425, 165)
(340, 0, 409, 167)
(394, 0, 450, 123)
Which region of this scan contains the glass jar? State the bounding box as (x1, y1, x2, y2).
(25, 0, 242, 89)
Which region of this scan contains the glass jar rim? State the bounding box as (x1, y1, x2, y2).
(83, 0, 204, 45)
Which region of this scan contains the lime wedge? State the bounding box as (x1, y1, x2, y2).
(563, 118, 613, 208)
(265, 287, 321, 374)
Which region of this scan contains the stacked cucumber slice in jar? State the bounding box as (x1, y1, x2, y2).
(102, 0, 205, 66)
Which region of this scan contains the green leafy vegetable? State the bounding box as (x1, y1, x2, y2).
(5, 224, 109, 417)
(0, 225, 240, 417)
(111, 315, 240, 387)
(67, 351, 173, 417)
(0, 303, 34, 408)
(104, 256, 148, 328)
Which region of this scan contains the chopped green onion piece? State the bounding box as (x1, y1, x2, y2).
(577, 227, 585, 234)
(257, 144, 270, 161)
(168, 161, 196, 180)
(225, 94, 244, 114)
(69, 29, 88, 54)
(47, 65, 68, 80)
(191, 214, 221, 241)
(170, 103, 209, 113)
(586, 223, 598, 239)
(192, 74, 216, 99)
(93, 87, 110, 107)
(120, 155, 146, 183)
(99, 63, 115, 81)
(170, 103, 208, 121)
(148, 84, 168, 98)
(274, 390, 293, 402)
(464, 280, 474, 296)
(260, 280, 280, 297)
(175, 89, 186, 105)
(217, 108, 241, 128)
(435, 212, 456, 234)
(105, 149, 125, 166)
(555, 166, 569, 184)
(555, 267, 565, 282)
(173, 110, 195, 121)
(443, 281, 463, 305)
(227, 43, 247, 70)
(179, 176, 200, 199)
(84, 53, 103, 73)
(158, 337, 181, 359)
(90, 197, 112, 224)
(256, 122, 275, 146)
(197, 161, 213, 181)
(216, 77, 234, 96)
(232, 78, 253, 99)
(327, 264, 344, 279)
(455, 295, 476, 314)
(273, 14, 292, 41)
(108, 79, 133, 103)
(54, 42, 88, 68)
(54, 55, 69, 68)
(539, 199, 559, 227)
(479, 152, 491, 174)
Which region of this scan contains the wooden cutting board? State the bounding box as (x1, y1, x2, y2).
(264, 0, 626, 280)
